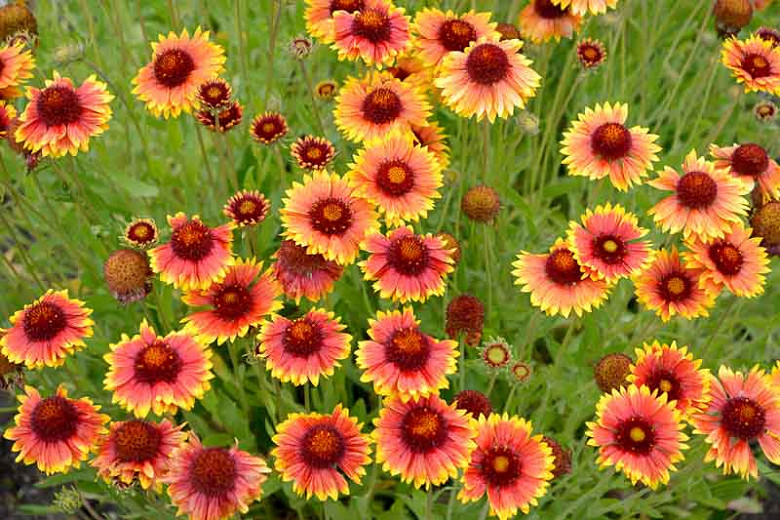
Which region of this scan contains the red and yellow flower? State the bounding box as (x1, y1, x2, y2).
(721, 35, 780, 95)
(435, 37, 541, 123)
(334, 74, 430, 143)
(561, 102, 661, 191)
(710, 142, 780, 199)
(684, 223, 770, 298)
(356, 306, 458, 400)
(281, 171, 378, 265)
(92, 419, 186, 490)
(512, 238, 610, 318)
(122, 218, 159, 249)
(15, 72, 113, 157)
(587, 384, 688, 489)
(0, 42, 34, 89)
(223, 190, 271, 227)
(552, 0, 619, 15)
(374, 395, 477, 489)
(271, 240, 344, 302)
(149, 213, 235, 291)
(412, 9, 498, 67)
(3, 385, 108, 475)
(633, 247, 715, 322)
(250, 111, 289, 145)
(648, 150, 750, 241)
(305, 0, 365, 43)
(411, 121, 450, 169)
(182, 259, 282, 345)
(348, 133, 443, 226)
(290, 135, 337, 171)
(164, 433, 271, 520)
(104, 320, 213, 417)
(692, 366, 780, 480)
(272, 405, 372, 500)
(332, 0, 411, 67)
(257, 309, 352, 386)
(459, 414, 554, 519)
(361, 226, 455, 303)
(0, 100, 16, 137)
(567, 203, 653, 282)
(628, 341, 710, 417)
(1, 289, 93, 369)
(132, 28, 226, 118)
(518, 0, 582, 43)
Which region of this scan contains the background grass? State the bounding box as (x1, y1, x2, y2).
(2, 0, 780, 518)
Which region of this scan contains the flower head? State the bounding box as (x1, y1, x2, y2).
(348, 133, 443, 226)
(165, 434, 271, 520)
(481, 337, 512, 370)
(454, 390, 493, 419)
(15, 72, 113, 157)
(0, 42, 34, 89)
(412, 9, 498, 67)
(568, 203, 653, 282)
(561, 102, 661, 191)
(512, 238, 610, 318)
(122, 218, 159, 249)
(195, 100, 243, 132)
(356, 306, 458, 400)
(1, 289, 93, 369)
(104, 320, 213, 417)
(435, 37, 541, 122)
(133, 28, 225, 118)
(258, 309, 351, 386)
(374, 395, 476, 489)
(103, 249, 153, 304)
(587, 385, 688, 488)
(360, 226, 454, 303)
(552, 0, 619, 16)
(445, 294, 484, 346)
(272, 405, 371, 500)
(629, 341, 710, 416)
(149, 213, 235, 291)
(594, 353, 632, 393)
(332, 0, 411, 67)
(250, 111, 289, 144)
(721, 35, 780, 95)
(461, 185, 501, 223)
(692, 366, 780, 480)
(510, 361, 532, 383)
(291, 135, 337, 171)
(305, 0, 365, 43)
(518, 0, 582, 43)
(334, 74, 430, 143)
(648, 150, 750, 241)
(281, 171, 378, 265)
(316, 79, 338, 99)
(223, 190, 271, 227)
(751, 200, 780, 254)
(710, 142, 780, 199)
(182, 259, 282, 345)
(754, 101, 777, 122)
(271, 239, 344, 302)
(3, 385, 108, 474)
(634, 247, 715, 322)
(195, 78, 232, 110)
(577, 38, 607, 69)
(459, 414, 554, 519)
(92, 419, 186, 490)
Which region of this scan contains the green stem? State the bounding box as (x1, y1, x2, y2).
(299, 60, 326, 135)
(426, 487, 434, 520)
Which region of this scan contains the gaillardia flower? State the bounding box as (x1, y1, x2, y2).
(15, 72, 113, 157)
(412, 9, 498, 67)
(334, 74, 430, 143)
(281, 171, 378, 265)
(272, 405, 372, 500)
(316, 79, 338, 99)
(754, 101, 777, 122)
(445, 294, 484, 346)
(512, 238, 610, 318)
(360, 226, 455, 303)
(751, 200, 780, 255)
(195, 100, 243, 132)
(0, 42, 34, 89)
(552, 0, 619, 15)
(356, 306, 458, 400)
(305, 0, 364, 43)
(454, 390, 493, 419)
(435, 37, 541, 123)
(1, 289, 93, 369)
(721, 35, 780, 95)
(123, 218, 158, 248)
(223, 190, 271, 227)
(648, 150, 749, 241)
(458, 414, 554, 519)
(594, 353, 632, 393)
(4, 385, 108, 475)
(567, 203, 653, 282)
(0, 100, 16, 137)
(104, 320, 213, 417)
(633, 248, 714, 322)
(628, 341, 709, 416)
(195, 78, 232, 110)
(92, 419, 186, 490)
(577, 38, 607, 69)
(103, 249, 153, 304)
(332, 0, 411, 67)
(561, 102, 661, 191)
(461, 185, 501, 223)
(271, 240, 344, 302)
(518, 0, 582, 43)
(348, 133, 443, 225)
(374, 395, 476, 489)
(481, 337, 512, 370)
(149, 213, 235, 291)
(132, 28, 226, 118)
(257, 308, 351, 386)
(250, 111, 289, 144)
(586, 385, 689, 489)
(684, 223, 770, 298)
(510, 361, 532, 382)
(710, 142, 780, 199)
(182, 259, 282, 345)
(692, 366, 780, 480)
(165, 433, 271, 520)
(291, 135, 337, 171)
